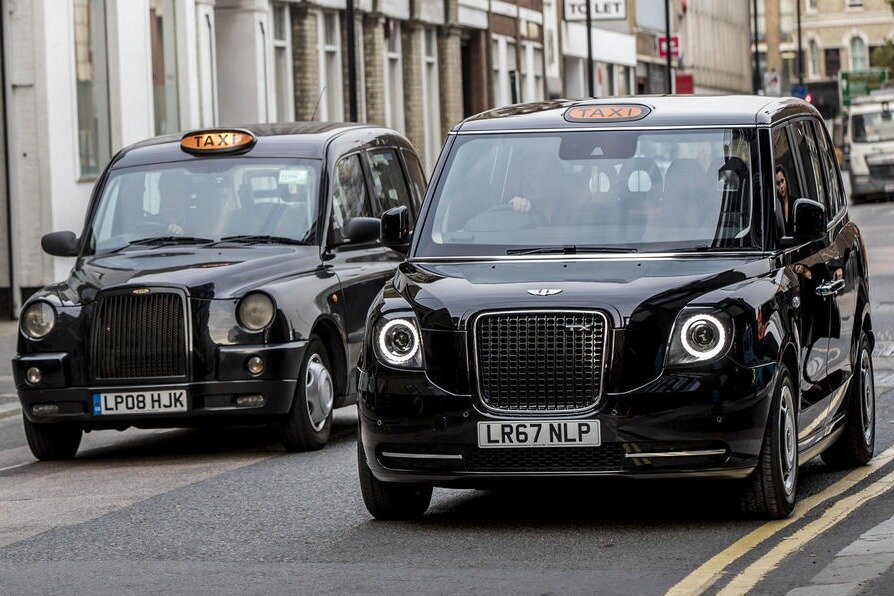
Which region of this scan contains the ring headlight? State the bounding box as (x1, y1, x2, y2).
(666, 310, 732, 366)
(374, 317, 423, 369)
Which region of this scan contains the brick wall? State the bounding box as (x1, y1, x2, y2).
(291, 6, 320, 121)
(438, 27, 463, 135)
(402, 21, 425, 161)
(364, 14, 386, 126)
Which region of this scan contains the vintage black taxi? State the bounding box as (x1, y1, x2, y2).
(14, 123, 425, 459)
(357, 97, 876, 519)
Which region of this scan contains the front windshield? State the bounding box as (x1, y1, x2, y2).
(415, 128, 760, 256)
(851, 111, 894, 143)
(88, 158, 320, 253)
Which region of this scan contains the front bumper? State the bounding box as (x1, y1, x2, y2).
(851, 172, 894, 199)
(358, 362, 777, 485)
(13, 341, 305, 427)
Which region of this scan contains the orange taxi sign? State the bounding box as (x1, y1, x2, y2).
(564, 104, 651, 123)
(180, 129, 256, 154)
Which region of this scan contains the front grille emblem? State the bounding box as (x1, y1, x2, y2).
(132, 288, 150, 294)
(526, 288, 562, 296)
(564, 323, 593, 332)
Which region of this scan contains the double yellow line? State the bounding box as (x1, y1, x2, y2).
(667, 444, 894, 595)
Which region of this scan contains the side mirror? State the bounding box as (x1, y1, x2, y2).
(792, 198, 827, 241)
(381, 206, 411, 254)
(341, 217, 381, 245)
(41, 231, 79, 257)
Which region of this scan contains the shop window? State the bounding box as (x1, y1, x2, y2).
(74, 0, 111, 178)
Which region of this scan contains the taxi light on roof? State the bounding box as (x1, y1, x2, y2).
(180, 129, 256, 154)
(564, 104, 651, 123)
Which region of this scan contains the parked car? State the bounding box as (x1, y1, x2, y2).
(14, 123, 425, 459)
(357, 97, 875, 520)
(844, 91, 894, 203)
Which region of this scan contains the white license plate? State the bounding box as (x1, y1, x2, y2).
(477, 420, 601, 448)
(91, 389, 187, 416)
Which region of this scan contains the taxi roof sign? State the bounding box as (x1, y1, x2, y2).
(181, 129, 256, 154)
(564, 104, 651, 123)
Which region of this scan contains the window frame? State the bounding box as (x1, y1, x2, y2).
(364, 147, 417, 224)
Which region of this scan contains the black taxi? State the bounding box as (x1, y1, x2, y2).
(14, 123, 425, 459)
(357, 97, 876, 519)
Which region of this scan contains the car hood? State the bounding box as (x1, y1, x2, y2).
(61, 245, 322, 303)
(398, 256, 772, 330)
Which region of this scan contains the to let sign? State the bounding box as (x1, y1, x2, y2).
(564, 0, 628, 22)
(657, 35, 680, 58)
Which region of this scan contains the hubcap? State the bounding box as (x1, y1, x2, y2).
(305, 353, 333, 432)
(860, 347, 875, 445)
(779, 385, 797, 496)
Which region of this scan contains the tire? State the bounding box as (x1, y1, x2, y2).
(740, 366, 798, 519)
(822, 332, 875, 468)
(278, 337, 334, 452)
(357, 438, 432, 520)
(23, 419, 82, 460)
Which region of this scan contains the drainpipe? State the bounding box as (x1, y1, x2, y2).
(0, 1, 18, 319)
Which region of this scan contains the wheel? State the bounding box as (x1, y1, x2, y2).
(23, 419, 82, 460)
(740, 366, 798, 518)
(278, 337, 334, 452)
(822, 332, 875, 468)
(357, 438, 432, 520)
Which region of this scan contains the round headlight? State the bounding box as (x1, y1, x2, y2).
(237, 293, 275, 331)
(680, 313, 726, 360)
(375, 318, 422, 367)
(21, 301, 56, 339)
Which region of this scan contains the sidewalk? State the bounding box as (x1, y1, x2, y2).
(0, 319, 19, 417)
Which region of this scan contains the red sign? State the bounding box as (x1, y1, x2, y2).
(657, 35, 680, 58)
(675, 73, 694, 94)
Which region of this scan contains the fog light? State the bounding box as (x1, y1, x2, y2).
(235, 394, 265, 407)
(25, 367, 42, 385)
(246, 355, 266, 375)
(31, 404, 59, 416)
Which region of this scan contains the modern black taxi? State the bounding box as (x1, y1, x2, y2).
(357, 97, 876, 519)
(14, 123, 426, 459)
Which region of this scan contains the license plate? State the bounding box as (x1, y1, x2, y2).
(477, 420, 601, 448)
(91, 389, 187, 416)
(885, 183, 894, 193)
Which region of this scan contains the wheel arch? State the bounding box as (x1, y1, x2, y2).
(310, 315, 349, 399)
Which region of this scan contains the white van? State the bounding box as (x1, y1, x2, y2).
(846, 91, 894, 202)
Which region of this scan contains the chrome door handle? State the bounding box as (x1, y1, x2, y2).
(815, 279, 845, 297)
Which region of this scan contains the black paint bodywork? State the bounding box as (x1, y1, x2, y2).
(14, 123, 422, 430)
(358, 97, 873, 484)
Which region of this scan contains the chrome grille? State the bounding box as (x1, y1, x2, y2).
(93, 291, 187, 380)
(474, 310, 607, 412)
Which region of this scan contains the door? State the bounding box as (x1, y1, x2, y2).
(812, 119, 859, 401)
(325, 153, 395, 372)
(772, 124, 833, 442)
(788, 119, 849, 440)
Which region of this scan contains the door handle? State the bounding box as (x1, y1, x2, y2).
(815, 279, 845, 297)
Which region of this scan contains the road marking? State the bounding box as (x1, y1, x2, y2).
(720, 468, 894, 594)
(666, 443, 894, 596)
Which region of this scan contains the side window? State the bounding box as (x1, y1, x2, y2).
(330, 154, 372, 239)
(771, 126, 803, 235)
(367, 149, 415, 222)
(813, 119, 845, 216)
(791, 120, 828, 210)
(402, 149, 428, 212)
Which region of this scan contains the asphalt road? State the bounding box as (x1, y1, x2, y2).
(2, 203, 894, 594)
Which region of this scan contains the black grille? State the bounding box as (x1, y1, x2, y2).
(869, 164, 894, 179)
(475, 311, 607, 411)
(465, 445, 623, 473)
(93, 292, 187, 380)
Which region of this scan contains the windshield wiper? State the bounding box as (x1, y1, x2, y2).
(126, 236, 214, 247)
(208, 234, 308, 246)
(506, 245, 637, 255)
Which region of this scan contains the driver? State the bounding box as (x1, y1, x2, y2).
(158, 170, 194, 236)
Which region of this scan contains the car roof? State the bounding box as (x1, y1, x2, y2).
(110, 122, 401, 170)
(454, 95, 822, 132)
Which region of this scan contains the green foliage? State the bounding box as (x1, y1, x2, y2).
(872, 41, 894, 75)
